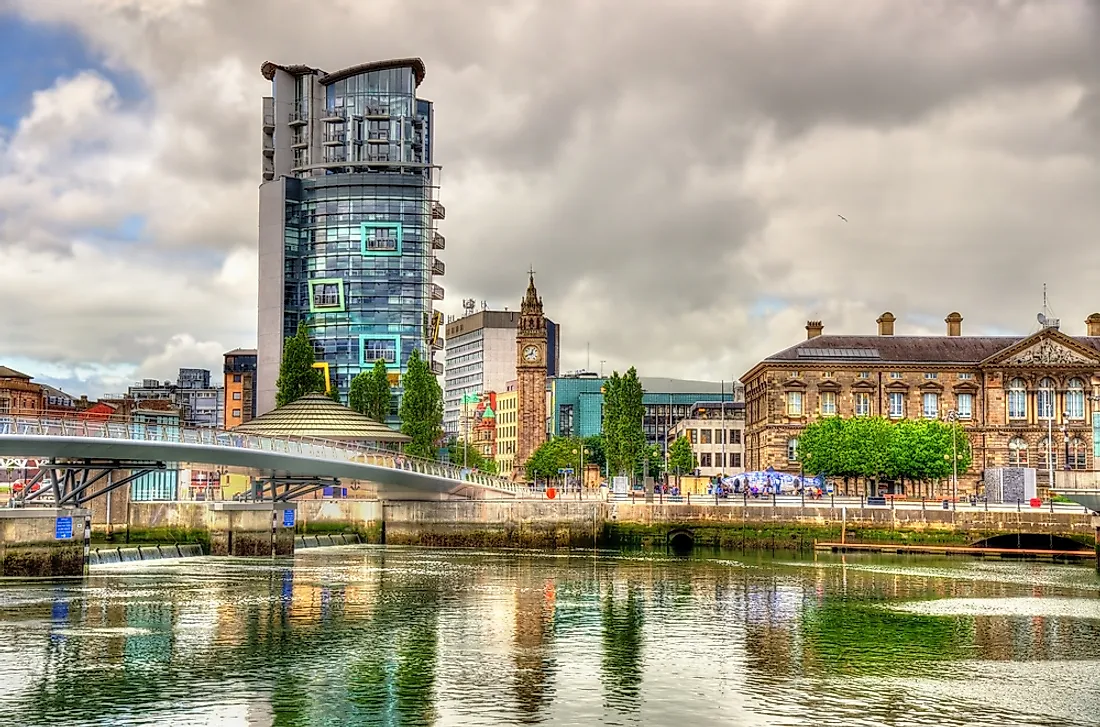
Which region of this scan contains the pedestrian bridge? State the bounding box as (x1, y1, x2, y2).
(0, 416, 525, 501)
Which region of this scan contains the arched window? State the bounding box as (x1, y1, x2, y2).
(1007, 378, 1027, 420)
(1066, 378, 1085, 420)
(1068, 437, 1088, 470)
(1008, 437, 1028, 467)
(1037, 377, 1056, 420)
(787, 437, 799, 462)
(1038, 435, 1057, 469)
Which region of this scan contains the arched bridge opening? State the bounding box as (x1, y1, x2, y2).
(970, 533, 1092, 552)
(668, 529, 695, 556)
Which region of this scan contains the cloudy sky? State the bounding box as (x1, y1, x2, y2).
(1, 0, 1098, 397)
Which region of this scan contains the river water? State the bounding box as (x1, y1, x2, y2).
(1, 547, 1099, 727)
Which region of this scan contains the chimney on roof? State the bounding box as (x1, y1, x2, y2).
(877, 312, 896, 336)
(945, 312, 963, 337)
(1088, 314, 1100, 337)
(806, 320, 823, 339)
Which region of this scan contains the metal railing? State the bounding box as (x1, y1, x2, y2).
(0, 416, 523, 494)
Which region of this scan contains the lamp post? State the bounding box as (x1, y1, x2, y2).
(721, 380, 727, 484)
(1062, 417, 1069, 473)
(946, 409, 959, 507)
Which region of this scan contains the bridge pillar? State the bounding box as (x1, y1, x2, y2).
(206, 502, 297, 557)
(0, 508, 90, 577)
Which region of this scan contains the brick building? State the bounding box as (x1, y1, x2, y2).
(0, 367, 43, 416)
(741, 312, 1100, 496)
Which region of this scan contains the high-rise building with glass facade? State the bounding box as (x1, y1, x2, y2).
(256, 58, 445, 417)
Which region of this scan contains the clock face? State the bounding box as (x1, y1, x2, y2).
(523, 345, 540, 363)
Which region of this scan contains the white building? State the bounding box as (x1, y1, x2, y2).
(443, 306, 560, 437)
(668, 401, 747, 478)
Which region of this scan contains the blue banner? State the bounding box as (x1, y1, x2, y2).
(55, 517, 73, 540)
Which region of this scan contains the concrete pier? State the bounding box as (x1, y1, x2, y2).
(0, 508, 90, 577)
(206, 502, 298, 557)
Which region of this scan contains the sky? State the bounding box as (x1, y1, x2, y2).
(1, 0, 1098, 399)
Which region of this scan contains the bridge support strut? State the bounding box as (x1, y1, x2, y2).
(252, 475, 341, 502)
(17, 459, 167, 507)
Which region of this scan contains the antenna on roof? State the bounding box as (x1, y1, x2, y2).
(1038, 283, 1059, 330)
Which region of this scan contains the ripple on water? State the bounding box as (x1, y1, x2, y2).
(887, 595, 1100, 620)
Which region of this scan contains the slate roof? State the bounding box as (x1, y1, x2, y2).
(764, 335, 1100, 364)
(232, 392, 410, 443)
(0, 366, 32, 379)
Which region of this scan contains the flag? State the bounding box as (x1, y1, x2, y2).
(462, 392, 480, 405)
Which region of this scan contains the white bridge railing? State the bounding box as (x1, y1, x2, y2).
(0, 416, 524, 494)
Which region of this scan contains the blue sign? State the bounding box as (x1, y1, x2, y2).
(55, 517, 73, 540)
(282, 509, 295, 528)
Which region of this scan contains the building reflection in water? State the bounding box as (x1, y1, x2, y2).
(512, 562, 557, 723)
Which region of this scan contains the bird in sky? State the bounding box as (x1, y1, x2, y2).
(837, 214, 848, 222)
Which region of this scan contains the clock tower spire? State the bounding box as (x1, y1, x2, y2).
(515, 269, 548, 479)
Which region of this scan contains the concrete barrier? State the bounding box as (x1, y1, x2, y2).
(0, 508, 89, 577)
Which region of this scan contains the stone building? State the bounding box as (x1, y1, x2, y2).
(741, 312, 1100, 495)
(667, 401, 747, 478)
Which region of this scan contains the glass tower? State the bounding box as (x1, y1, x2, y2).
(257, 59, 445, 418)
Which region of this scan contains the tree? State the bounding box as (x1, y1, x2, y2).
(602, 367, 647, 478)
(327, 387, 341, 403)
(447, 439, 497, 474)
(276, 322, 324, 407)
(668, 436, 697, 478)
(349, 359, 392, 422)
(525, 436, 587, 481)
(399, 348, 443, 458)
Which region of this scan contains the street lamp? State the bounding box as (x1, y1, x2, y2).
(1061, 417, 1069, 473)
(945, 409, 959, 507)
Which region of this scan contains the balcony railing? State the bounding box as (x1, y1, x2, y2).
(0, 415, 524, 494)
(262, 97, 275, 131)
(289, 108, 309, 125)
(431, 233, 445, 250)
(321, 108, 347, 123)
(322, 131, 346, 145)
(431, 283, 445, 301)
(432, 201, 446, 220)
(431, 257, 445, 276)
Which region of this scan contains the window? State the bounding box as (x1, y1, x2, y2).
(688, 429, 697, 444)
(232, 408, 241, 418)
(923, 393, 939, 418)
(787, 391, 803, 416)
(788, 371, 801, 378)
(1068, 437, 1088, 470)
(701, 429, 712, 445)
(232, 391, 242, 401)
(559, 404, 574, 437)
(700, 453, 712, 468)
(889, 392, 904, 418)
(730, 429, 742, 445)
(1037, 378, 1056, 420)
(714, 429, 724, 444)
(1066, 378, 1085, 420)
(787, 437, 799, 462)
(313, 283, 340, 307)
(855, 392, 872, 417)
(1007, 378, 1027, 419)
(958, 373, 974, 380)
(890, 372, 902, 379)
(924, 373, 938, 380)
(730, 453, 742, 468)
(956, 393, 973, 419)
(362, 337, 398, 364)
(859, 372, 870, 379)
(822, 371, 834, 379)
(233, 374, 242, 383)
(1008, 437, 1028, 466)
(821, 391, 837, 416)
(715, 453, 724, 469)
(1038, 436, 1058, 469)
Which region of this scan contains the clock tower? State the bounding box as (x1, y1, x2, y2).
(515, 270, 548, 479)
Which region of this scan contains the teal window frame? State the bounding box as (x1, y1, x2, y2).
(360, 334, 402, 370)
(307, 278, 346, 313)
(361, 222, 403, 256)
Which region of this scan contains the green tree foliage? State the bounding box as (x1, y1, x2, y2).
(525, 436, 591, 480)
(399, 348, 443, 458)
(668, 436, 697, 475)
(583, 434, 606, 468)
(275, 322, 324, 407)
(349, 359, 392, 422)
(327, 387, 342, 403)
(798, 416, 973, 483)
(446, 439, 498, 474)
(636, 443, 664, 479)
(602, 367, 647, 477)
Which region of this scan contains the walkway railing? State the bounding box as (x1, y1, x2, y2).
(0, 416, 524, 494)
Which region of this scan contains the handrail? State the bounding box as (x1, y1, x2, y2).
(0, 415, 524, 494)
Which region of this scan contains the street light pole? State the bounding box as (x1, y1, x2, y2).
(946, 409, 958, 508)
(721, 379, 727, 483)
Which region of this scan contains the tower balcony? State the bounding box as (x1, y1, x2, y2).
(322, 131, 346, 146)
(365, 106, 390, 119)
(289, 108, 308, 126)
(431, 257, 445, 276)
(291, 137, 309, 149)
(430, 358, 443, 376)
(431, 283, 445, 301)
(262, 97, 275, 132)
(321, 108, 347, 123)
(262, 135, 274, 157)
(432, 201, 446, 220)
(262, 157, 275, 182)
(431, 232, 445, 250)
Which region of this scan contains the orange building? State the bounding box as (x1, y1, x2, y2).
(223, 348, 257, 429)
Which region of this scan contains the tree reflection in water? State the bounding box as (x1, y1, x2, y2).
(601, 584, 644, 715)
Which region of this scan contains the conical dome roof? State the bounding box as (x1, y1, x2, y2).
(232, 392, 410, 443)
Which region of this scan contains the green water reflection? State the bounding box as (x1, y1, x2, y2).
(0, 549, 1099, 726)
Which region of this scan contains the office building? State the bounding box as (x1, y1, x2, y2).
(668, 401, 747, 477)
(548, 373, 741, 448)
(124, 369, 223, 428)
(256, 58, 445, 416)
(495, 386, 518, 478)
(224, 348, 258, 429)
(443, 304, 560, 437)
(741, 313, 1100, 495)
